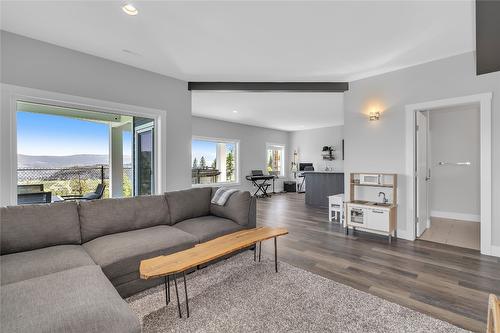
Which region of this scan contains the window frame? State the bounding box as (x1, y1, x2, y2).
(191, 135, 240, 187)
(265, 143, 286, 177)
(1, 84, 167, 206)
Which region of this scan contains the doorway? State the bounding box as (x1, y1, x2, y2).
(405, 93, 492, 255)
(415, 104, 480, 250)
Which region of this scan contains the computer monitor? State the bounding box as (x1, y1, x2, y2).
(299, 163, 314, 171)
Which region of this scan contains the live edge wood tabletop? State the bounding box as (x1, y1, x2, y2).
(488, 294, 500, 333)
(139, 227, 288, 319)
(139, 227, 289, 280)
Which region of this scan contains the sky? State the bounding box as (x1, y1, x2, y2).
(17, 111, 132, 156)
(192, 140, 217, 165)
(192, 140, 234, 167)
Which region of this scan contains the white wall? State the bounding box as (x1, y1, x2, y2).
(289, 126, 344, 172)
(429, 105, 480, 220)
(0, 31, 192, 192)
(344, 52, 500, 247)
(192, 116, 289, 192)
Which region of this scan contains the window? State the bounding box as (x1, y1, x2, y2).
(266, 144, 285, 177)
(192, 137, 238, 185)
(15, 100, 155, 205)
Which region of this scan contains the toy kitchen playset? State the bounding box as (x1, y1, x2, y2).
(345, 173, 398, 242)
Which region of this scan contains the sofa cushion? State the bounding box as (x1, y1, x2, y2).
(83, 225, 197, 281)
(0, 245, 95, 286)
(166, 187, 212, 224)
(0, 201, 81, 255)
(210, 190, 253, 226)
(0, 265, 141, 333)
(173, 215, 244, 243)
(116, 276, 167, 298)
(79, 195, 170, 242)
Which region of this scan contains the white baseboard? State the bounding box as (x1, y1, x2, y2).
(430, 210, 480, 222)
(491, 245, 500, 257)
(395, 229, 414, 241)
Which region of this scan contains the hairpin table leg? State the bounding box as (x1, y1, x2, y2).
(258, 241, 262, 262)
(274, 237, 278, 273)
(173, 274, 182, 318)
(164, 275, 170, 305)
(183, 271, 190, 318)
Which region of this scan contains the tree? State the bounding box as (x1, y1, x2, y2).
(122, 174, 133, 197)
(192, 158, 198, 169)
(226, 151, 234, 180)
(268, 154, 273, 172)
(211, 158, 217, 169)
(200, 156, 206, 169)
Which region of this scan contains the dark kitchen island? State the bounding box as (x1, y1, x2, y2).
(303, 171, 344, 208)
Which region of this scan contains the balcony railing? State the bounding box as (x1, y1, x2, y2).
(192, 167, 221, 184)
(17, 165, 133, 198)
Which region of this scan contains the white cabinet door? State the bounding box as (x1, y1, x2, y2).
(367, 209, 389, 232)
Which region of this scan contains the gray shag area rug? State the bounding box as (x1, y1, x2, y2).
(127, 252, 469, 333)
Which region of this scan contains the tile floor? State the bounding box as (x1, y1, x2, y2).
(419, 217, 480, 250)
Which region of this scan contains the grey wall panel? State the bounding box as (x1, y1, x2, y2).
(1, 31, 192, 191)
(343, 51, 500, 245)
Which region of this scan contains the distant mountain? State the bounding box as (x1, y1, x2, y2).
(18, 154, 132, 168)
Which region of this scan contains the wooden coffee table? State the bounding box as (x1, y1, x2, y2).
(139, 227, 288, 318)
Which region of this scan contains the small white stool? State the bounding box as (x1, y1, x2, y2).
(328, 194, 344, 223)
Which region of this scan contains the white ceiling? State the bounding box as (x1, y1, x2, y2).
(1, 0, 474, 82)
(192, 92, 343, 131)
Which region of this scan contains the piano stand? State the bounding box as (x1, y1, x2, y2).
(251, 179, 271, 197)
(246, 174, 275, 198)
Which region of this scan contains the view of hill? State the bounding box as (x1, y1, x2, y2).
(18, 154, 132, 168)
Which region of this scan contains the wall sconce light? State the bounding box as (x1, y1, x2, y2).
(369, 112, 380, 121)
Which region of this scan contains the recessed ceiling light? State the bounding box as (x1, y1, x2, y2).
(232, 110, 238, 113)
(122, 4, 138, 16)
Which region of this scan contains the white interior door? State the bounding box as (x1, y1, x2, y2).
(416, 111, 430, 237)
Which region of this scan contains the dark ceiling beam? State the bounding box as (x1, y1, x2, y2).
(187, 82, 349, 92)
(476, 0, 500, 75)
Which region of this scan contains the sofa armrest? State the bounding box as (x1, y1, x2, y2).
(210, 190, 256, 227)
(247, 195, 257, 229)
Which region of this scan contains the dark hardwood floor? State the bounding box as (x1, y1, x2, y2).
(256, 193, 500, 332)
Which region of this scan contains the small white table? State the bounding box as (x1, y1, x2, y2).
(328, 193, 344, 223)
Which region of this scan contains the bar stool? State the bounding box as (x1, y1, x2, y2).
(328, 193, 344, 223)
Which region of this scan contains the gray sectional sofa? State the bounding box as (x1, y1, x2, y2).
(0, 187, 256, 333)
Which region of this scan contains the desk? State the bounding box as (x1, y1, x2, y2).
(303, 172, 344, 208)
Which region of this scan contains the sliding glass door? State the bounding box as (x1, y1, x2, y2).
(134, 120, 154, 196)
